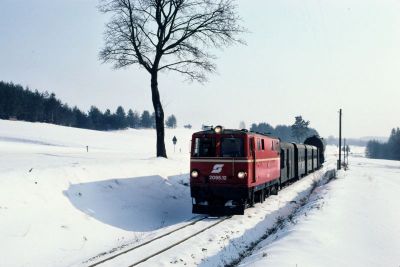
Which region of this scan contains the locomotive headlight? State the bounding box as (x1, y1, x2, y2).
(214, 126, 223, 134)
(237, 171, 247, 179)
(191, 170, 199, 178)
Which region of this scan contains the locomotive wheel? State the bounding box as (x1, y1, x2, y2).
(266, 187, 271, 198)
(256, 191, 261, 203)
(253, 189, 268, 204)
(250, 191, 255, 207)
(271, 185, 278, 195)
(260, 189, 265, 203)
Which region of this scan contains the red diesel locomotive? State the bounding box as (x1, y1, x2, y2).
(190, 126, 282, 215)
(190, 126, 322, 215)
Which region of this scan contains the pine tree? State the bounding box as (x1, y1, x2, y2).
(89, 106, 104, 130)
(275, 125, 292, 142)
(140, 110, 152, 128)
(115, 106, 127, 129)
(133, 112, 140, 128)
(388, 128, 400, 160)
(150, 112, 156, 129)
(291, 116, 310, 143)
(165, 115, 177, 128)
(103, 109, 113, 130)
(44, 93, 61, 123)
(127, 109, 138, 128)
(73, 107, 91, 128)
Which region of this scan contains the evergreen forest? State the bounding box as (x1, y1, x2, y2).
(366, 128, 400, 160)
(0, 81, 177, 130)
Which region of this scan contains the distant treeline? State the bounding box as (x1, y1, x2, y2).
(0, 81, 178, 130)
(250, 121, 319, 143)
(325, 136, 369, 147)
(366, 128, 400, 160)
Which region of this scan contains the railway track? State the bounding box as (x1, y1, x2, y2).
(86, 215, 231, 267)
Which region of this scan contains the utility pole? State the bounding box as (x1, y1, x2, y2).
(343, 138, 346, 169)
(338, 109, 342, 170)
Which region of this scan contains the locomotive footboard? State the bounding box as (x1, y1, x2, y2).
(192, 203, 246, 215)
(191, 186, 248, 215)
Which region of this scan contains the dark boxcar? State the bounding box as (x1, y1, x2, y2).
(292, 143, 306, 179)
(280, 142, 295, 185)
(305, 145, 313, 174)
(311, 146, 318, 171)
(304, 135, 325, 168)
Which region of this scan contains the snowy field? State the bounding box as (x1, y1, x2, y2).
(1, 120, 399, 267)
(0, 120, 192, 267)
(239, 147, 400, 267)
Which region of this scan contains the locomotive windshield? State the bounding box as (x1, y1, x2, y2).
(192, 136, 244, 157)
(192, 137, 216, 157)
(221, 138, 244, 157)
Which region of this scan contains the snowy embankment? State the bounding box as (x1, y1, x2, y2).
(239, 148, 400, 267)
(0, 120, 193, 267)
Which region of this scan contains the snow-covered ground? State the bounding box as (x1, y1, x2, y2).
(1, 120, 399, 267)
(239, 147, 400, 267)
(0, 120, 192, 267)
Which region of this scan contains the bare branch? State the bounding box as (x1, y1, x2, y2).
(99, 0, 245, 80)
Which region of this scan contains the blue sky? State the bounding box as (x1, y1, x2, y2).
(1, 0, 400, 138)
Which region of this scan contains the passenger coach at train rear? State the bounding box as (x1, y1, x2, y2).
(304, 135, 325, 169)
(190, 126, 281, 215)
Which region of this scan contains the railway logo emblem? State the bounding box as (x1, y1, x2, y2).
(211, 164, 224, 174)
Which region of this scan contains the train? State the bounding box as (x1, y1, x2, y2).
(189, 126, 325, 215)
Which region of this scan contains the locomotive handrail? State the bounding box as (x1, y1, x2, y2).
(232, 157, 235, 176)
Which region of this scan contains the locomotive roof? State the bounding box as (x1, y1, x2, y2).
(193, 129, 279, 139)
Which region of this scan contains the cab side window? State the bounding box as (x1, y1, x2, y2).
(249, 138, 255, 153)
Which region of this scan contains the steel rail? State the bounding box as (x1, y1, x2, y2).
(128, 216, 232, 267)
(87, 216, 209, 267)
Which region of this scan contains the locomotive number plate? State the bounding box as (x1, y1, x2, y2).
(209, 175, 227, 181)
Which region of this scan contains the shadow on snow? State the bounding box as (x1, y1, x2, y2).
(63, 174, 192, 232)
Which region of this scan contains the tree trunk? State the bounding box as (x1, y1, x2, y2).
(150, 71, 167, 158)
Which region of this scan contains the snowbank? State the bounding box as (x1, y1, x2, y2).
(0, 120, 193, 267)
(239, 151, 400, 267)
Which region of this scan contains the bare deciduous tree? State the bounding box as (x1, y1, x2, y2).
(99, 0, 244, 157)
